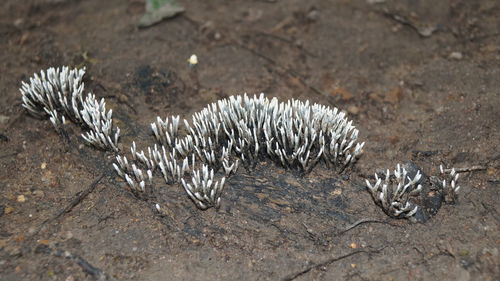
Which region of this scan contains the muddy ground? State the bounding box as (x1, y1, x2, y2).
(0, 0, 499, 280)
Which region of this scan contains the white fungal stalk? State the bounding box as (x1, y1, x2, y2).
(113, 93, 364, 209)
(181, 164, 226, 209)
(113, 155, 153, 193)
(21, 67, 465, 219)
(80, 93, 120, 151)
(151, 116, 180, 148)
(439, 165, 461, 203)
(366, 164, 422, 218)
(439, 165, 460, 194)
(20, 66, 85, 121)
(22, 68, 364, 210)
(151, 94, 364, 171)
(114, 139, 239, 205)
(20, 66, 120, 151)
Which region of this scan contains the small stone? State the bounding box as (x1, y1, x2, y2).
(435, 106, 445, 114)
(384, 87, 403, 104)
(255, 193, 268, 200)
(449, 52, 463, 60)
(14, 235, 24, 242)
(41, 170, 59, 187)
(8, 246, 21, 257)
(459, 249, 470, 256)
(65, 276, 75, 281)
(13, 18, 24, 27)
(347, 105, 359, 115)
(349, 242, 358, 249)
(268, 198, 290, 206)
(32, 190, 45, 197)
(330, 87, 353, 101)
(486, 167, 495, 176)
(41, 162, 47, 169)
(331, 189, 342, 196)
(0, 115, 9, 125)
(4, 206, 14, 215)
(306, 8, 320, 21)
(17, 195, 26, 203)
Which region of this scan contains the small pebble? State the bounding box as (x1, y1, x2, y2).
(41, 162, 47, 169)
(331, 189, 342, 196)
(188, 54, 198, 66)
(0, 115, 9, 125)
(17, 195, 26, 203)
(306, 8, 319, 21)
(13, 18, 24, 27)
(449, 52, 463, 60)
(349, 242, 358, 249)
(347, 105, 359, 115)
(435, 106, 445, 114)
(33, 190, 45, 197)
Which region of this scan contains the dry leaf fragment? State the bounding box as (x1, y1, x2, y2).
(138, 0, 185, 27)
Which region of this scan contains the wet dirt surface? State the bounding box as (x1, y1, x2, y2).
(0, 0, 499, 280)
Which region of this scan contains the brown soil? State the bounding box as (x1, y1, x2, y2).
(0, 0, 499, 280)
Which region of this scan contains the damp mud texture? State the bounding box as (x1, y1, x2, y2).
(0, 0, 499, 280)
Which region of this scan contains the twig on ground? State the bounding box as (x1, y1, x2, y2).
(35, 244, 116, 281)
(381, 10, 437, 37)
(0, 152, 18, 159)
(339, 218, 400, 235)
(281, 248, 385, 281)
(443, 165, 487, 173)
(301, 222, 326, 244)
(481, 201, 500, 223)
(35, 172, 106, 234)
